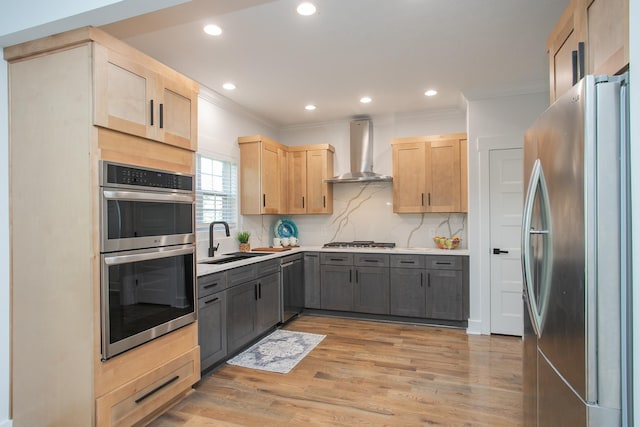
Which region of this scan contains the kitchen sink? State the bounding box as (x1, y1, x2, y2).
(199, 252, 269, 265)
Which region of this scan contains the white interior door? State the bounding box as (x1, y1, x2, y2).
(490, 148, 524, 336)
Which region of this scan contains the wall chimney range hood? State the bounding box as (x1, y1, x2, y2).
(325, 119, 392, 183)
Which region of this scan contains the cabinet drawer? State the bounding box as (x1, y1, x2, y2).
(354, 253, 390, 267)
(390, 254, 425, 269)
(198, 271, 227, 298)
(228, 264, 257, 287)
(95, 347, 199, 427)
(257, 258, 281, 277)
(320, 253, 354, 266)
(426, 255, 462, 270)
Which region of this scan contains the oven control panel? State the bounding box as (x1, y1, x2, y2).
(101, 161, 193, 192)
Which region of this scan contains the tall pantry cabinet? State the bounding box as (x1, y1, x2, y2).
(4, 27, 200, 426)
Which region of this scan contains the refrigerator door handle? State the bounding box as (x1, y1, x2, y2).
(521, 159, 553, 338)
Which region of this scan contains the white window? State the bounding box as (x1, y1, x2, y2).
(196, 154, 238, 231)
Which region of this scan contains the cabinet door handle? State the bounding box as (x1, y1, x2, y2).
(435, 261, 452, 265)
(159, 103, 164, 129)
(428, 193, 431, 206)
(420, 272, 424, 287)
(263, 194, 266, 207)
(258, 282, 262, 299)
(349, 269, 352, 283)
(400, 260, 415, 264)
(427, 272, 431, 287)
(302, 196, 305, 208)
(149, 99, 154, 126)
(330, 258, 345, 262)
(135, 375, 179, 404)
(421, 193, 424, 206)
(204, 297, 219, 305)
(572, 50, 578, 85)
(323, 195, 326, 208)
(355, 269, 359, 283)
(578, 41, 585, 80)
(203, 283, 218, 289)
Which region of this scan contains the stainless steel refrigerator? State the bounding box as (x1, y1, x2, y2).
(521, 74, 631, 426)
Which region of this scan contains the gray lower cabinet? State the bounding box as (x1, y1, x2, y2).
(320, 264, 353, 311)
(256, 272, 281, 332)
(226, 280, 258, 354)
(390, 254, 467, 321)
(226, 262, 281, 355)
(354, 266, 389, 314)
(425, 268, 463, 320)
(320, 253, 390, 314)
(198, 290, 227, 370)
(304, 252, 321, 309)
(198, 271, 228, 371)
(390, 267, 425, 317)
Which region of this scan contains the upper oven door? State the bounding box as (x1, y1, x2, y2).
(101, 189, 194, 252)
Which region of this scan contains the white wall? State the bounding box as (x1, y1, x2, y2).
(0, 2, 188, 426)
(196, 88, 279, 258)
(466, 92, 549, 335)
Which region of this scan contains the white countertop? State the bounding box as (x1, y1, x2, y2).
(196, 245, 469, 277)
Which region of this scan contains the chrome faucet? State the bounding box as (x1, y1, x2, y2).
(209, 221, 230, 257)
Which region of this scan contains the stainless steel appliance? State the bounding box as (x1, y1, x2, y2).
(280, 253, 304, 323)
(100, 161, 195, 252)
(323, 241, 396, 248)
(100, 161, 197, 360)
(521, 74, 630, 426)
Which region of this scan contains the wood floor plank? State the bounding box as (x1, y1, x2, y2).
(147, 315, 524, 426)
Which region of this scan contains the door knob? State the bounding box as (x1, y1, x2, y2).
(493, 248, 509, 255)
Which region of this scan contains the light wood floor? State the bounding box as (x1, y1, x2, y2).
(148, 315, 524, 426)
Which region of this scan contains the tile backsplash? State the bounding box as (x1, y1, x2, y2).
(239, 183, 467, 249)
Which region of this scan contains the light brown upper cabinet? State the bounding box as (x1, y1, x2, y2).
(239, 136, 334, 215)
(548, 0, 628, 103)
(238, 135, 288, 215)
(288, 145, 335, 214)
(94, 44, 198, 151)
(391, 133, 468, 213)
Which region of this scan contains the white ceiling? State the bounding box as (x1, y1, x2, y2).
(102, 0, 569, 127)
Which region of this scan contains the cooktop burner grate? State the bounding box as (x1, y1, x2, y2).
(322, 241, 396, 248)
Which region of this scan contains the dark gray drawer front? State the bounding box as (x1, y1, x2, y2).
(426, 255, 463, 270)
(227, 264, 257, 287)
(256, 259, 281, 277)
(320, 253, 354, 266)
(198, 271, 227, 298)
(354, 253, 390, 267)
(390, 254, 425, 269)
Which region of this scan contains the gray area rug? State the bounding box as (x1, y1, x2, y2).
(227, 329, 325, 374)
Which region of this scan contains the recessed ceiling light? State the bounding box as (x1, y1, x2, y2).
(297, 2, 317, 16)
(360, 96, 372, 104)
(203, 24, 222, 36)
(222, 83, 236, 90)
(424, 89, 438, 97)
(305, 104, 317, 111)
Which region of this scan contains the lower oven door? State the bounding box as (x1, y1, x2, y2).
(101, 244, 196, 360)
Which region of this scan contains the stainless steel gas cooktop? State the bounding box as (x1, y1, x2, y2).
(322, 241, 396, 248)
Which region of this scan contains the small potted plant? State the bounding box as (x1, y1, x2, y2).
(237, 231, 251, 252)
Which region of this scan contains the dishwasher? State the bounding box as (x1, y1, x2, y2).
(280, 253, 304, 324)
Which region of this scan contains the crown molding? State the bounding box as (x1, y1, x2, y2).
(198, 85, 280, 130)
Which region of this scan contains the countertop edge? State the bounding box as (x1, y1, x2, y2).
(196, 246, 469, 277)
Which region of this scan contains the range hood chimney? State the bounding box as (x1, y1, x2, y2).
(325, 119, 392, 183)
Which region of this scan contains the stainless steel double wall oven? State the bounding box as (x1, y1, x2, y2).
(100, 161, 197, 359)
